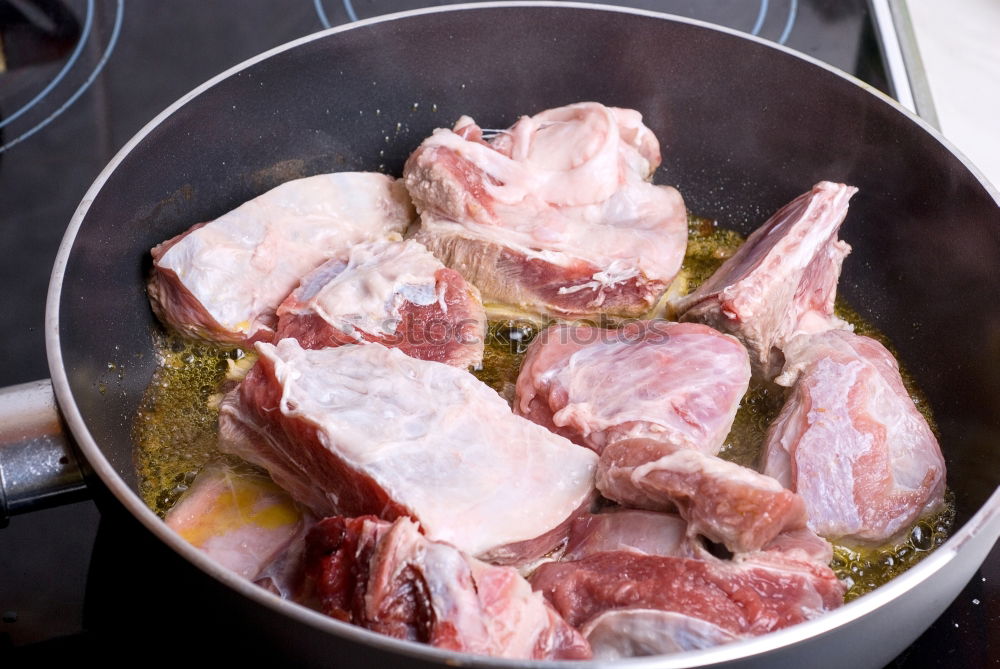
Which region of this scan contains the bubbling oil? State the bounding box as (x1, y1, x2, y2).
(134, 213, 954, 597)
(833, 495, 955, 601)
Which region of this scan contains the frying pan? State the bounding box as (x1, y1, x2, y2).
(2, 3, 998, 667)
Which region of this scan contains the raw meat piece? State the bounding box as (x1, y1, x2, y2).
(514, 320, 750, 454)
(530, 550, 844, 639)
(274, 239, 485, 369)
(405, 102, 687, 320)
(762, 527, 835, 565)
(303, 516, 591, 660)
(164, 459, 309, 595)
(563, 509, 695, 561)
(595, 439, 682, 511)
(582, 609, 739, 659)
(218, 339, 597, 563)
(255, 535, 310, 600)
(597, 439, 808, 553)
(674, 181, 856, 380)
(762, 329, 946, 544)
(149, 172, 414, 344)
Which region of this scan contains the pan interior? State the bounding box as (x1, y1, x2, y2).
(54, 0, 1000, 636)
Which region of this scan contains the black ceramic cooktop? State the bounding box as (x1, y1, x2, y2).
(0, 1, 996, 665)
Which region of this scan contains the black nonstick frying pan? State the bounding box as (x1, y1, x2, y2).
(2, 3, 998, 667)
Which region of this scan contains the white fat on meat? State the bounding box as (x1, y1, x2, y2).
(218, 339, 597, 561)
(583, 609, 740, 659)
(762, 329, 946, 544)
(149, 172, 414, 343)
(405, 102, 687, 319)
(274, 239, 486, 368)
(674, 181, 855, 379)
(280, 240, 445, 339)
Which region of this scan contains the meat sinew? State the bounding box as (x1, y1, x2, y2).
(762, 329, 946, 544)
(274, 239, 486, 369)
(530, 548, 844, 655)
(404, 102, 688, 320)
(597, 439, 808, 553)
(304, 516, 591, 659)
(762, 527, 836, 565)
(218, 339, 597, 564)
(562, 509, 696, 561)
(149, 172, 414, 344)
(673, 181, 856, 380)
(514, 321, 751, 454)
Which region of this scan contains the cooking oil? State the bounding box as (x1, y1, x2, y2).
(718, 384, 785, 468)
(833, 493, 955, 601)
(472, 320, 540, 401)
(682, 214, 744, 287)
(133, 334, 254, 516)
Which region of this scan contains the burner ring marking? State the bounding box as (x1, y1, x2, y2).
(0, 0, 94, 130)
(0, 0, 124, 153)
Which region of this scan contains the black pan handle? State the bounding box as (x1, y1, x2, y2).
(0, 379, 89, 527)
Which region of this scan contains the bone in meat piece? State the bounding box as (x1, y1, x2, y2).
(303, 516, 591, 659)
(514, 321, 750, 454)
(218, 339, 597, 564)
(405, 102, 687, 320)
(673, 181, 856, 380)
(597, 438, 808, 553)
(149, 172, 414, 344)
(530, 549, 844, 649)
(762, 329, 946, 544)
(274, 239, 486, 369)
(164, 459, 309, 597)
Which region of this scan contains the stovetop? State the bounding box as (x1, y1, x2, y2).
(0, 1, 996, 665)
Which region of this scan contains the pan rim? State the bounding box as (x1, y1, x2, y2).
(44, 2, 1000, 666)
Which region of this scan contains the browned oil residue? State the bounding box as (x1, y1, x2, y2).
(133, 333, 253, 516)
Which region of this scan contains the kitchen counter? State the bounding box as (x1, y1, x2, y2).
(907, 0, 1000, 189)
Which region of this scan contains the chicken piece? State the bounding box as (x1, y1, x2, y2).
(149, 172, 414, 344)
(530, 549, 844, 643)
(303, 516, 591, 660)
(597, 439, 808, 553)
(673, 181, 856, 380)
(582, 609, 740, 659)
(405, 102, 687, 320)
(762, 329, 946, 544)
(164, 459, 308, 595)
(274, 239, 485, 369)
(563, 509, 696, 561)
(514, 321, 750, 454)
(218, 339, 597, 564)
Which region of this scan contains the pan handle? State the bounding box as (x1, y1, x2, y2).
(0, 380, 89, 527)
